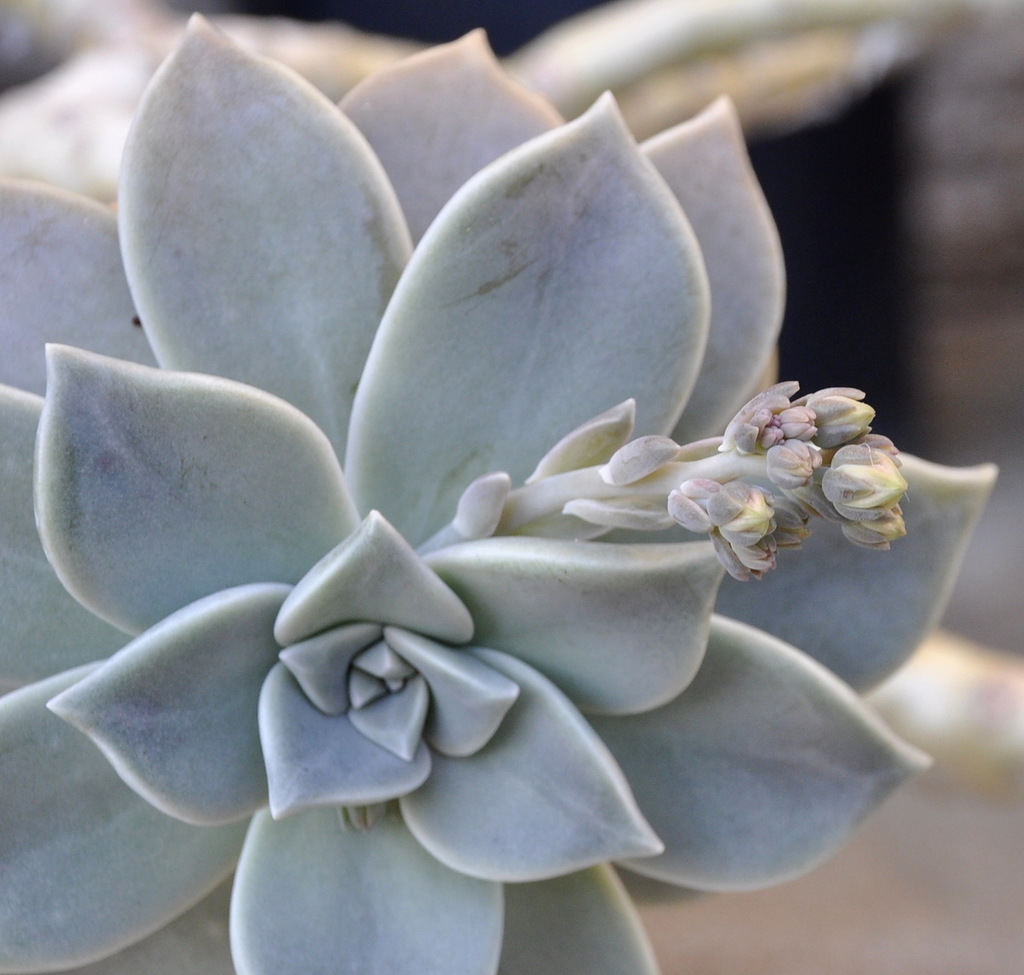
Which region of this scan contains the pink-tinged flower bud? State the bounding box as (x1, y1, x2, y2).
(711, 532, 777, 581)
(766, 440, 821, 489)
(721, 382, 799, 454)
(840, 506, 907, 549)
(775, 406, 818, 443)
(772, 497, 812, 548)
(822, 444, 907, 518)
(706, 481, 775, 547)
(799, 387, 875, 449)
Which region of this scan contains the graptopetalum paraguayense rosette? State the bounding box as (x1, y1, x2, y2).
(0, 16, 996, 975)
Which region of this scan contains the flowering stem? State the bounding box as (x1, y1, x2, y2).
(495, 450, 766, 535)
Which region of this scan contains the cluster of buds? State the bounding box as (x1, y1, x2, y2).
(424, 383, 908, 581)
(669, 382, 908, 577)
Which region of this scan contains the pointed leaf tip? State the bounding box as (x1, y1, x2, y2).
(274, 510, 474, 646)
(120, 15, 410, 460)
(597, 615, 927, 892)
(341, 28, 562, 243)
(401, 648, 662, 882)
(46, 583, 290, 826)
(347, 92, 709, 543)
(36, 346, 357, 633)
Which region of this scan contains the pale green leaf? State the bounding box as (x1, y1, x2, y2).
(274, 511, 472, 646)
(401, 648, 662, 882)
(35, 346, 358, 634)
(341, 29, 562, 243)
(0, 180, 155, 396)
(118, 15, 411, 459)
(347, 674, 429, 761)
(0, 666, 247, 973)
(384, 627, 520, 757)
(231, 807, 503, 975)
(279, 622, 383, 715)
(48, 584, 290, 826)
(498, 865, 659, 975)
(595, 615, 926, 892)
(426, 537, 723, 715)
(644, 97, 785, 442)
(0, 385, 126, 690)
(715, 455, 998, 689)
(259, 663, 430, 817)
(346, 94, 709, 545)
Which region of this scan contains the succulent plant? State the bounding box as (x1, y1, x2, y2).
(0, 16, 996, 975)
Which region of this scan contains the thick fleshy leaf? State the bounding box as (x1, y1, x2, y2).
(0, 666, 248, 972)
(401, 648, 662, 882)
(0, 385, 126, 690)
(341, 30, 562, 243)
(274, 511, 473, 646)
(118, 15, 411, 459)
(498, 865, 659, 975)
(594, 615, 926, 893)
(384, 627, 520, 757)
(279, 622, 383, 715)
(347, 675, 430, 761)
(715, 455, 998, 689)
(346, 94, 710, 545)
(35, 346, 358, 634)
(426, 537, 723, 715)
(644, 98, 785, 442)
(259, 663, 430, 817)
(231, 808, 503, 975)
(48, 584, 290, 826)
(0, 181, 156, 396)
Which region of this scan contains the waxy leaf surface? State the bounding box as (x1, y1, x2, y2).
(259, 663, 430, 817)
(35, 347, 358, 633)
(596, 616, 926, 892)
(427, 537, 722, 715)
(0, 667, 247, 972)
(274, 511, 473, 646)
(498, 865, 659, 975)
(401, 648, 662, 882)
(119, 15, 411, 459)
(342, 30, 562, 242)
(347, 94, 709, 544)
(645, 98, 785, 442)
(231, 808, 503, 975)
(0, 386, 126, 690)
(48, 584, 290, 825)
(715, 455, 998, 689)
(0, 181, 155, 396)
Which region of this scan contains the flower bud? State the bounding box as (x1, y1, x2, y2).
(706, 481, 775, 547)
(721, 382, 799, 454)
(766, 440, 821, 489)
(840, 507, 907, 549)
(822, 444, 907, 518)
(772, 497, 812, 548)
(800, 387, 875, 448)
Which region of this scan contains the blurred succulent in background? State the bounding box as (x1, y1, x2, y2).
(0, 17, 996, 975)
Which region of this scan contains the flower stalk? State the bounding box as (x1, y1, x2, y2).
(440, 382, 908, 581)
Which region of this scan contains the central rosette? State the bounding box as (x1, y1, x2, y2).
(259, 511, 520, 819)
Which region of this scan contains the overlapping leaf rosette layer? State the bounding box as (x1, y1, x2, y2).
(0, 17, 997, 975)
